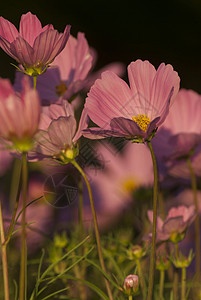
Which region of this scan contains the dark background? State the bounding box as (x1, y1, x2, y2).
(1, 0, 201, 92)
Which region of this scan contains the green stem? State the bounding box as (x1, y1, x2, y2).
(181, 267, 186, 300)
(147, 141, 158, 300)
(159, 270, 164, 300)
(19, 152, 28, 300)
(173, 242, 179, 300)
(78, 178, 84, 237)
(4, 159, 22, 246)
(71, 160, 114, 300)
(0, 200, 10, 300)
(9, 158, 22, 210)
(33, 76, 37, 89)
(136, 258, 145, 298)
(129, 296, 133, 300)
(186, 157, 200, 282)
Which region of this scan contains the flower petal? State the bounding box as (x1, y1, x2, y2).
(10, 36, 34, 66)
(110, 117, 144, 138)
(48, 116, 76, 148)
(128, 60, 156, 117)
(0, 16, 19, 42)
(19, 12, 43, 47)
(85, 71, 132, 128)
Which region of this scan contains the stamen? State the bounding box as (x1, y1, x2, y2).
(132, 114, 151, 132)
(55, 81, 67, 97)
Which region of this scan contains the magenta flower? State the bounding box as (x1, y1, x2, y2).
(83, 59, 180, 143)
(0, 12, 71, 76)
(0, 77, 40, 152)
(34, 101, 88, 163)
(147, 205, 196, 243)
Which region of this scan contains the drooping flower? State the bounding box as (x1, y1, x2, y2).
(83, 59, 180, 143)
(147, 205, 196, 243)
(14, 32, 125, 106)
(0, 76, 40, 152)
(34, 101, 88, 163)
(0, 12, 71, 76)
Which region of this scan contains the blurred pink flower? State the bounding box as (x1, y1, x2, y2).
(152, 89, 201, 161)
(0, 150, 13, 176)
(83, 142, 153, 228)
(0, 12, 70, 75)
(147, 205, 196, 243)
(16, 178, 53, 252)
(0, 77, 40, 151)
(34, 101, 88, 162)
(83, 59, 180, 143)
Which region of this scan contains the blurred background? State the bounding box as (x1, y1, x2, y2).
(1, 0, 201, 92)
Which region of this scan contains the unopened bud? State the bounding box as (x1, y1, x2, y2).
(123, 274, 139, 295)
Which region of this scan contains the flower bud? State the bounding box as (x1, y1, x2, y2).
(123, 274, 139, 295)
(156, 254, 171, 271)
(170, 249, 194, 268)
(127, 244, 146, 260)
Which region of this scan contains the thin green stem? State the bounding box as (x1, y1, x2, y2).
(159, 270, 165, 300)
(71, 160, 114, 300)
(186, 157, 200, 282)
(78, 179, 84, 236)
(19, 152, 28, 300)
(181, 267, 186, 300)
(33, 76, 37, 89)
(136, 258, 145, 299)
(129, 296, 133, 300)
(0, 200, 10, 300)
(173, 242, 179, 300)
(147, 141, 158, 300)
(9, 158, 22, 210)
(4, 159, 22, 247)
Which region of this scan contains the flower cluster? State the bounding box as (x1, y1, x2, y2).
(0, 10, 201, 300)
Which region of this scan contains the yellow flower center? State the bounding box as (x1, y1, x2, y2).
(55, 81, 67, 97)
(122, 178, 136, 193)
(132, 114, 151, 132)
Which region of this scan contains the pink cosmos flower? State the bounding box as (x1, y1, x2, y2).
(147, 205, 196, 243)
(83, 59, 180, 143)
(0, 12, 71, 75)
(0, 77, 40, 151)
(14, 33, 125, 107)
(34, 101, 88, 162)
(23, 32, 93, 104)
(83, 142, 153, 229)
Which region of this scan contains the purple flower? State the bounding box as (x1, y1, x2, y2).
(0, 12, 70, 76)
(83, 59, 180, 143)
(147, 205, 196, 243)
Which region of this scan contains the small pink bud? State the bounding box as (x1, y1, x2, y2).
(123, 274, 139, 295)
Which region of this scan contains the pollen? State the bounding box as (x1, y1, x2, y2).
(122, 178, 136, 193)
(132, 114, 151, 132)
(55, 81, 67, 97)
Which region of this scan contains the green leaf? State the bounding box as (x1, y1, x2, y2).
(85, 258, 122, 291)
(37, 245, 94, 297)
(64, 275, 110, 300)
(39, 287, 69, 300)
